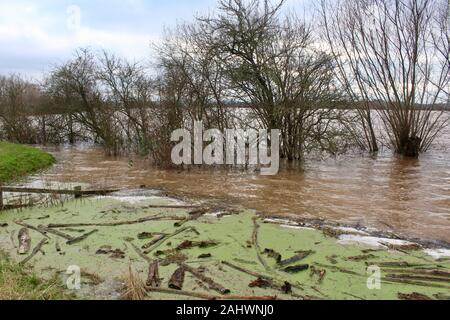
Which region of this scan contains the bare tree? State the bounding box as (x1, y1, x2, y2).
(98, 51, 155, 155)
(44, 49, 122, 155)
(320, 0, 450, 156)
(156, 23, 232, 132)
(192, 0, 348, 160)
(0, 74, 37, 143)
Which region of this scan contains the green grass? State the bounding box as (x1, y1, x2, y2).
(0, 251, 73, 300)
(0, 143, 61, 299)
(0, 141, 55, 183)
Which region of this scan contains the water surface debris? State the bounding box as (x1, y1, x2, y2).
(146, 261, 161, 287)
(249, 277, 272, 289)
(282, 264, 310, 274)
(181, 263, 230, 295)
(278, 251, 314, 267)
(398, 292, 432, 300)
(17, 227, 31, 255)
(1, 194, 450, 300)
(20, 238, 48, 265)
(263, 248, 282, 263)
(168, 267, 185, 290)
(67, 229, 98, 245)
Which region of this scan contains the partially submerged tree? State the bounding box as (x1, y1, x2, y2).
(177, 0, 350, 161)
(0, 75, 38, 143)
(98, 51, 155, 155)
(44, 49, 122, 155)
(320, 0, 450, 156)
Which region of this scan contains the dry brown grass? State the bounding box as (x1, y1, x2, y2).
(0, 251, 73, 300)
(121, 265, 147, 300)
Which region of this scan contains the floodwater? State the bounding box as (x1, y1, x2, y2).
(29, 127, 450, 244)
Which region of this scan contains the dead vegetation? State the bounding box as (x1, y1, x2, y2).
(121, 266, 147, 300)
(0, 251, 73, 300)
(2, 193, 450, 300)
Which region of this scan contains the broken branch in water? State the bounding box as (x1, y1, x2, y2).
(221, 260, 273, 280)
(142, 205, 202, 209)
(383, 268, 450, 278)
(174, 208, 209, 227)
(249, 277, 273, 289)
(66, 229, 98, 245)
(180, 263, 230, 295)
(221, 261, 313, 298)
(20, 238, 48, 265)
(17, 227, 31, 255)
(168, 267, 186, 290)
(16, 221, 73, 241)
(385, 273, 450, 284)
(252, 217, 269, 271)
(310, 266, 327, 283)
(315, 263, 364, 277)
(370, 261, 431, 268)
(129, 241, 152, 263)
(262, 249, 282, 264)
(282, 264, 309, 274)
(176, 240, 219, 251)
(46, 214, 184, 229)
(145, 287, 277, 300)
(383, 276, 450, 289)
(278, 251, 314, 267)
(398, 292, 432, 300)
(143, 227, 196, 255)
(38, 225, 74, 241)
(142, 234, 166, 250)
(14, 221, 50, 239)
(220, 260, 308, 296)
(146, 261, 161, 287)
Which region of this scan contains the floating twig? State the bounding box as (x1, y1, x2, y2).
(144, 227, 196, 255)
(278, 251, 314, 267)
(142, 234, 166, 250)
(17, 227, 31, 255)
(67, 229, 98, 245)
(383, 277, 450, 289)
(145, 287, 277, 300)
(282, 264, 309, 274)
(146, 261, 161, 287)
(14, 221, 50, 239)
(130, 242, 152, 263)
(38, 225, 74, 241)
(20, 238, 48, 265)
(47, 214, 184, 228)
(252, 217, 269, 271)
(180, 263, 230, 295)
(168, 267, 186, 290)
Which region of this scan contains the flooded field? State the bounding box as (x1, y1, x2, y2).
(20, 126, 450, 245)
(1, 192, 449, 300)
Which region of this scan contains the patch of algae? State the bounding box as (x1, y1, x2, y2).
(0, 196, 449, 300)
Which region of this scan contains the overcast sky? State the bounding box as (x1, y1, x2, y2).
(0, 0, 310, 79)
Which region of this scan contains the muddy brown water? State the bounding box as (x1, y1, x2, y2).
(25, 129, 450, 244)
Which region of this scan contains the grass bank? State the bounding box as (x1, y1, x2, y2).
(0, 142, 55, 183)
(0, 142, 59, 299)
(0, 251, 72, 300)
